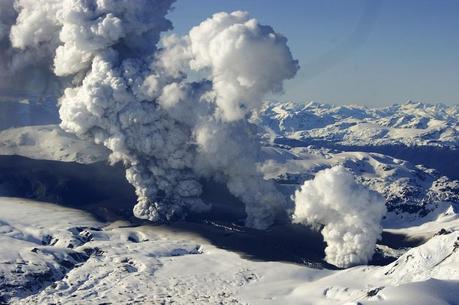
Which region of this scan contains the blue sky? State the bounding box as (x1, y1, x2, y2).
(168, 0, 459, 106)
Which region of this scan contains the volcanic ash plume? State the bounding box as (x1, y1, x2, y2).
(1, 1, 298, 229)
(293, 166, 386, 268)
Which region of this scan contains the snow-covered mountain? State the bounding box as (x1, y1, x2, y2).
(0, 104, 458, 304)
(257, 101, 459, 148)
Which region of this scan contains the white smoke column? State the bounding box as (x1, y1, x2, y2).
(159, 11, 299, 228)
(3, 1, 298, 229)
(293, 166, 386, 268)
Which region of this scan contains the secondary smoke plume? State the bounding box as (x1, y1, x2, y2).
(293, 166, 386, 268)
(1, 1, 298, 229)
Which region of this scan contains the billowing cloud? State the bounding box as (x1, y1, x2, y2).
(293, 166, 386, 268)
(186, 11, 299, 121)
(157, 11, 299, 121)
(1, 1, 298, 229)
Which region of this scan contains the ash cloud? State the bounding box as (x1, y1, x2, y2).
(293, 166, 386, 268)
(1, 1, 298, 229)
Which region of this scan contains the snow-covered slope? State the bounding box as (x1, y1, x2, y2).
(380, 231, 459, 284)
(2, 198, 458, 305)
(258, 101, 459, 148)
(0, 198, 247, 304)
(0, 125, 108, 164)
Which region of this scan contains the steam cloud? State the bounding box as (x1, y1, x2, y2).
(0, 0, 299, 229)
(293, 166, 386, 268)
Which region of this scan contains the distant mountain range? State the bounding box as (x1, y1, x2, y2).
(257, 101, 459, 148)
